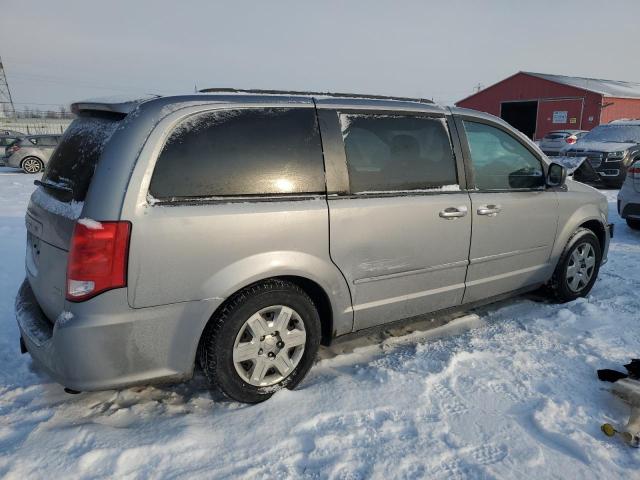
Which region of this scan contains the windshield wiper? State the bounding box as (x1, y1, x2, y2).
(34, 179, 73, 194)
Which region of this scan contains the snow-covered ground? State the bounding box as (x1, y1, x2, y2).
(0, 167, 638, 479)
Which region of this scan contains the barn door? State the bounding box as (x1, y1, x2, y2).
(536, 98, 584, 140)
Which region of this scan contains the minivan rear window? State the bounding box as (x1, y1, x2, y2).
(149, 108, 325, 199)
(42, 114, 122, 202)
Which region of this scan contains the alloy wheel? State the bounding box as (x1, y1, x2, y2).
(566, 242, 596, 292)
(232, 305, 307, 387)
(22, 158, 42, 173)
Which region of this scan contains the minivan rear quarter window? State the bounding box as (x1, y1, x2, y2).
(149, 108, 325, 199)
(339, 113, 458, 194)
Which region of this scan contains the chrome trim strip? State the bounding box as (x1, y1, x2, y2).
(353, 260, 469, 285)
(352, 282, 466, 312)
(470, 245, 548, 265)
(466, 263, 549, 287)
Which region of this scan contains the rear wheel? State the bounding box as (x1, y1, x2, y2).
(198, 279, 321, 403)
(627, 218, 640, 230)
(21, 157, 43, 174)
(550, 228, 601, 302)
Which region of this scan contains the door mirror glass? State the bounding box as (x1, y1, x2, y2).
(547, 162, 567, 187)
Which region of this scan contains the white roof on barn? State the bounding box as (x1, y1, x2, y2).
(524, 71, 640, 99)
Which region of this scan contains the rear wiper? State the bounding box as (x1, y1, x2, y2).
(34, 179, 73, 194)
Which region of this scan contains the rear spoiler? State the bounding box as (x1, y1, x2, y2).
(71, 94, 161, 116)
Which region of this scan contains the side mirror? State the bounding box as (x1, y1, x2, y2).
(547, 162, 567, 187)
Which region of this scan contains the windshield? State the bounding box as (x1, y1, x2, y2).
(581, 125, 640, 144)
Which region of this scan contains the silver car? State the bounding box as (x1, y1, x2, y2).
(16, 92, 612, 403)
(5, 135, 61, 173)
(538, 129, 587, 156)
(618, 159, 640, 230)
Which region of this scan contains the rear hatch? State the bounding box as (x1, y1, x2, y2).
(25, 113, 123, 323)
(540, 133, 568, 152)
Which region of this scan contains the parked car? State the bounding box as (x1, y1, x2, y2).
(563, 120, 640, 187)
(0, 134, 25, 165)
(4, 135, 61, 173)
(618, 159, 640, 230)
(16, 93, 612, 404)
(538, 129, 587, 156)
(1, 129, 25, 136)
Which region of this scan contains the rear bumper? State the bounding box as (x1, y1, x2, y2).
(16, 279, 218, 391)
(618, 182, 640, 219)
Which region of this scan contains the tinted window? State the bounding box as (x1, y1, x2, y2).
(339, 113, 458, 193)
(544, 132, 569, 140)
(43, 114, 122, 202)
(150, 108, 325, 199)
(0, 137, 17, 146)
(463, 121, 544, 190)
(38, 136, 59, 147)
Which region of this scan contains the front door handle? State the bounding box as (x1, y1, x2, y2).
(477, 204, 502, 216)
(439, 205, 468, 219)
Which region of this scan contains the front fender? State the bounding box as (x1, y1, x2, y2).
(552, 184, 609, 266)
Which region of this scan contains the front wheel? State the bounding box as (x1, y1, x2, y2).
(627, 218, 640, 230)
(550, 228, 601, 302)
(198, 279, 321, 403)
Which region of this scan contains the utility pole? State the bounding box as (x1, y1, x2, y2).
(473, 82, 484, 93)
(0, 56, 16, 119)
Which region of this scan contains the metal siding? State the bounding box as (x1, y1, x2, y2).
(600, 97, 640, 123)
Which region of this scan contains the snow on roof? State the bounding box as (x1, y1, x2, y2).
(524, 71, 640, 99)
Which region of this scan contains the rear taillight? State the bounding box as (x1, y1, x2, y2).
(66, 221, 131, 301)
(629, 163, 640, 176)
(565, 136, 577, 144)
(7, 145, 20, 154)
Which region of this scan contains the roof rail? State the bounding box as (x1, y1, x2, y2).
(198, 87, 434, 104)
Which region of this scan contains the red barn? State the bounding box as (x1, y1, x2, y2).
(456, 71, 640, 140)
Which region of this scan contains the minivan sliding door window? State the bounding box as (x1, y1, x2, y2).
(339, 113, 459, 195)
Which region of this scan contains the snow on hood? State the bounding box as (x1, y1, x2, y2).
(567, 140, 637, 153)
(550, 156, 589, 174)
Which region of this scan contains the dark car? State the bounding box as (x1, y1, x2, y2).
(564, 120, 640, 187)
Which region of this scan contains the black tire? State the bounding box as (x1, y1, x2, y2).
(21, 157, 44, 174)
(627, 218, 640, 230)
(549, 228, 602, 303)
(198, 279, 321, 403)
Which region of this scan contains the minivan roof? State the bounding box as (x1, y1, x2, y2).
(71, 91, 447, 117)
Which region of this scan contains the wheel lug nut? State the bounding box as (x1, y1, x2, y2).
(277, 341, 284, 348)
(258, 349, 263, 355)
(260, 336, 265, 341)
(268, 352, 275, 358)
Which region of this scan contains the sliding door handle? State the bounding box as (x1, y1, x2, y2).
(477, 204, 502, 216)
(439, 205, 468, 219)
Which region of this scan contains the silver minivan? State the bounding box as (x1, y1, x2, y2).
(16, 91, 612, 403)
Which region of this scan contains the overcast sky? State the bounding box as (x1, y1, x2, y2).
(2, 0, 640, 110)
